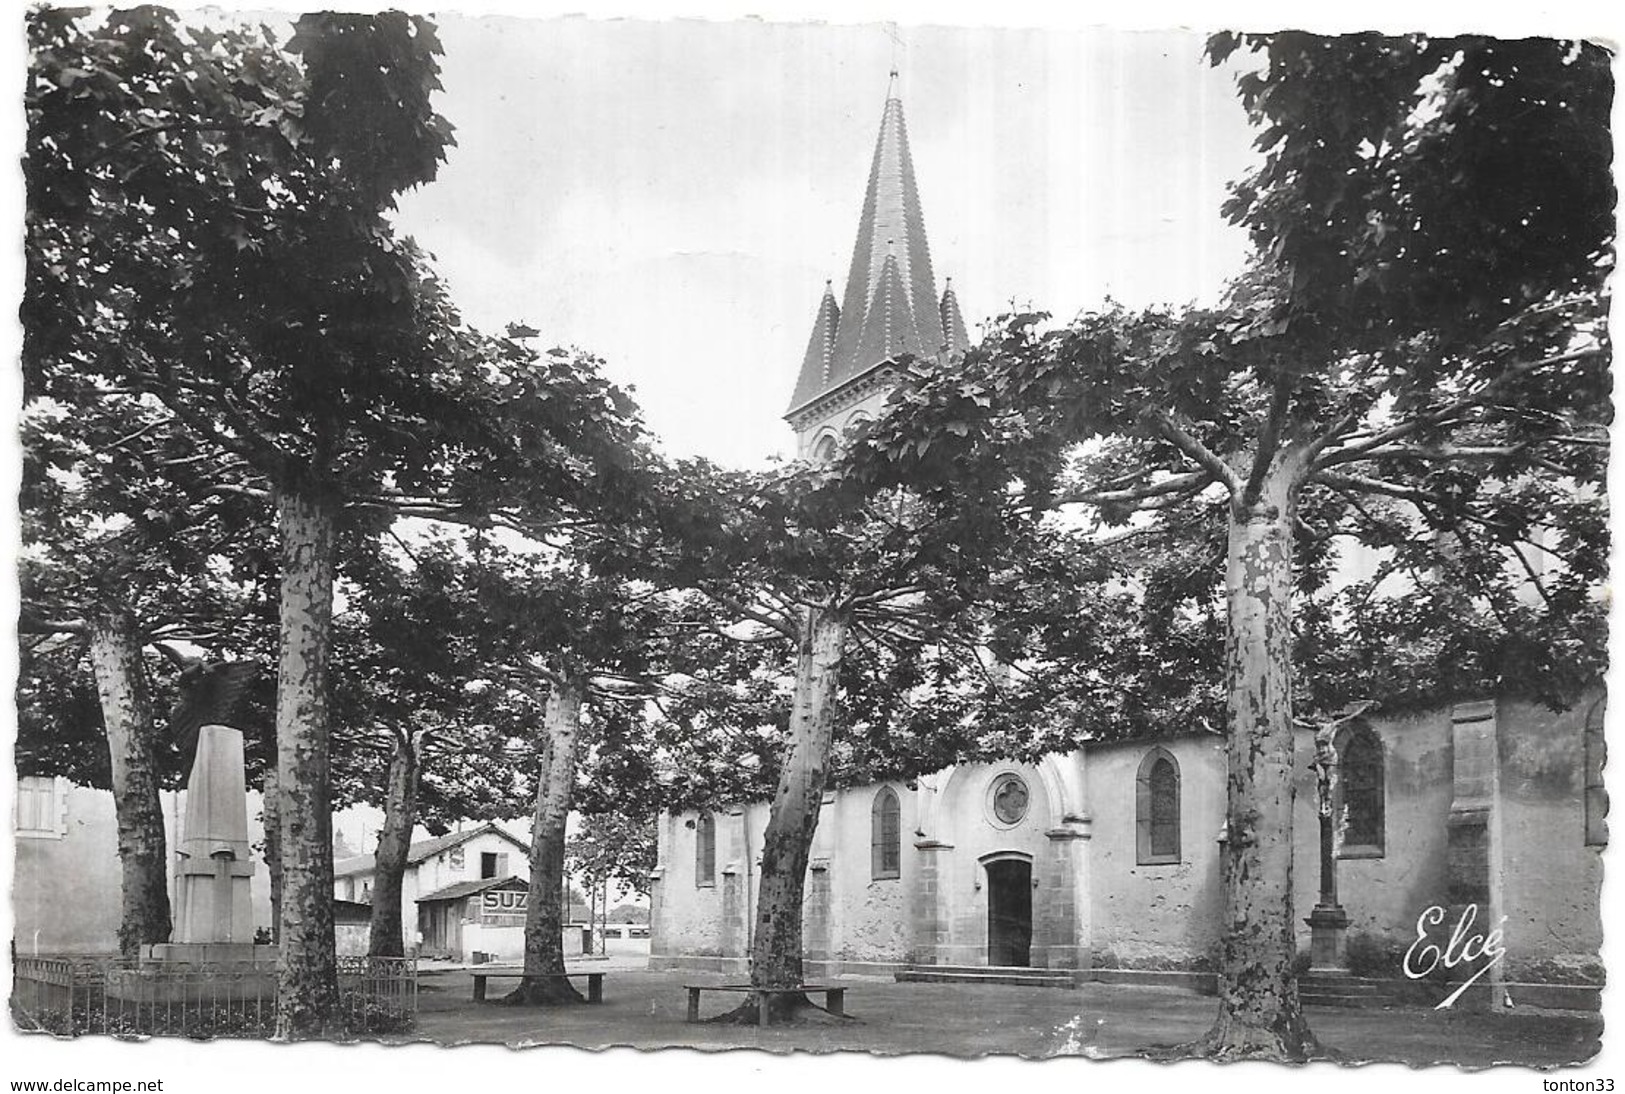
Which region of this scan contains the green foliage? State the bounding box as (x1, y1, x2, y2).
(566, 813, 656, 900)
(25, 8, 648, 515)
(852, 32, 1611, 721)
(1209, 33, 1613, 359)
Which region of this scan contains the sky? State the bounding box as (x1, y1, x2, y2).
(389, 17, 1263, 467)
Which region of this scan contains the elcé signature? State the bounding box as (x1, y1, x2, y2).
(1403, 903, 1507, 1010)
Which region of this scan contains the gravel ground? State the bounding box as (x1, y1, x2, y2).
(404, 966, 1602, 1067)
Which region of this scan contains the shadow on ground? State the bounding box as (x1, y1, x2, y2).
(404, 968, 1601, 1067)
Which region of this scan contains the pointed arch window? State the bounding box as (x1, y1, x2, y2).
(1336, 724, 1385, 858)
(1585, 699, 1607, 847)
(1136, 749, 1181, 865)
(811, 433, 838, 464)
(871, 787, 901, 880)
(695, 813, 716, 888)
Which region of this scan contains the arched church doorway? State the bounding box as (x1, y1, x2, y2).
(985, 857, 1032, 967)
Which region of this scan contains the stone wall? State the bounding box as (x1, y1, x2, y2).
(1289, 706, 1456, 967)
(1083, 736, 1225, 971)
(649, 692, 1604, 993)
(1284, 691, 1605, 993)
(1495, 693, 1605, 986)
(928, 761, 1055, 967)
(817, 784, 911, 966)
(650, 807, 757, 967)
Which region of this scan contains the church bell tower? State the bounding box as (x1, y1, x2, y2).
(785, 74, 970, 458)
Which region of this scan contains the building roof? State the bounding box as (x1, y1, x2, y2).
(332, 822, 530, 880)
(333, 898, 372, 924)
(787, 84, 966, 417)
(416, 875, 529, 905)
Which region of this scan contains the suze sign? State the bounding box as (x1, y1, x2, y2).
(480, 890, 528, 917)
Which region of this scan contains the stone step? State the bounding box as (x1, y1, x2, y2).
(896, 965, 1075, 989)
(1302, 993, 1384, 1009)
(1300, 976, 1386, 997)
(1089, 968, 1216, 993)
(910, 963, 1071, 977)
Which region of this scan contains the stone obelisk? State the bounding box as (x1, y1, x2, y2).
(170, 724, 257, 949)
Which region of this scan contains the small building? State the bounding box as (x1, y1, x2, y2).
(415, 876, 531, 962)
(331, 822, 531, 954)
(333, 898, 372, 956)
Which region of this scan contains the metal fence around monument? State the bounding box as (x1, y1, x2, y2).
(10, 954, 416, 1039)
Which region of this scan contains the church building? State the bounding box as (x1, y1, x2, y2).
(647, 81, 1607, 1012)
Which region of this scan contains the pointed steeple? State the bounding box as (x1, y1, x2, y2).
(852, 249, 927, 369)
(790, 281, 840, 409)
(940, 277, 969, 357)
(787, 82, 962, 417)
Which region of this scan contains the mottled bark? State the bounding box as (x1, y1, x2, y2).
(368, 731, 421, 958)
(503, 675, 585, 1006)
(273, 487, 342, 1039)
(1196, 468, 1315, 1060)
(87, 610, 172, 955)
(716, 607, 847, 1025)
(261, 759, 283, 944)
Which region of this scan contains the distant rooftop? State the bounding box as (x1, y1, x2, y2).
(333, 822, 530, 879)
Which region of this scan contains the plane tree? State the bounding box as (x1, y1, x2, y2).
(612, 456, 1038, 1024)
(351, 535, 732, 1005)
(850, 32, 1611, 1060)
(323, 539, 540, 959)
(16, 390, 275, 954)
(26, 8, 648, 1036)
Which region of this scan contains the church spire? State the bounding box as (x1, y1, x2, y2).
(787, 81, 960, 417)
(940, 277, 969, 357)
(790, 281, 841, 407)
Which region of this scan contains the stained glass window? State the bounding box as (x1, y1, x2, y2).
(1336, 725, 1385, 856)
(695, 813, 716, 887)
(871, 787, 901, 879)
(1136, 749, 1180, 864)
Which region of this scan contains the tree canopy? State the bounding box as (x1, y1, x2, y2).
(847, 31, 1611, 1060)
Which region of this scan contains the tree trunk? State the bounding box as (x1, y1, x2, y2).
(272, 487, 342, 1040)
(1195, 469, 1315, 1060)
(368, 731, 421, 958)
(721, 606, 847, 1025)
(87, 610, 172, 956)
(261, 759, 283, 945)
(503, 674, 585, 1006)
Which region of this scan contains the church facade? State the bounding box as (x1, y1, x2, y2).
(647, 84, 1607, 1011)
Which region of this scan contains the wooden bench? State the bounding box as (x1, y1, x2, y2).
(471, 969, 605, 1003)
(684, 983, 847, 1026)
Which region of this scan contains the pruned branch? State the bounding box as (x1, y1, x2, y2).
(17, 612, 88, 636)
(1052, 468, 1215, 508)
(1244, 375, 1293, 506)
(1314, 347, 1605, 471)
(1140, 407, 1242, 496)
(703, 590, 798, 642)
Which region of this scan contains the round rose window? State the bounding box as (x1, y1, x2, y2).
(989, 773, 1030, 825)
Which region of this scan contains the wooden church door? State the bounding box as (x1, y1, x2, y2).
(985, 858, 1032, 967)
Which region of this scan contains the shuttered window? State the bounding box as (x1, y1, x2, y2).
(1585, 700, 1608, 847)
(14, 776, 63, 838)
